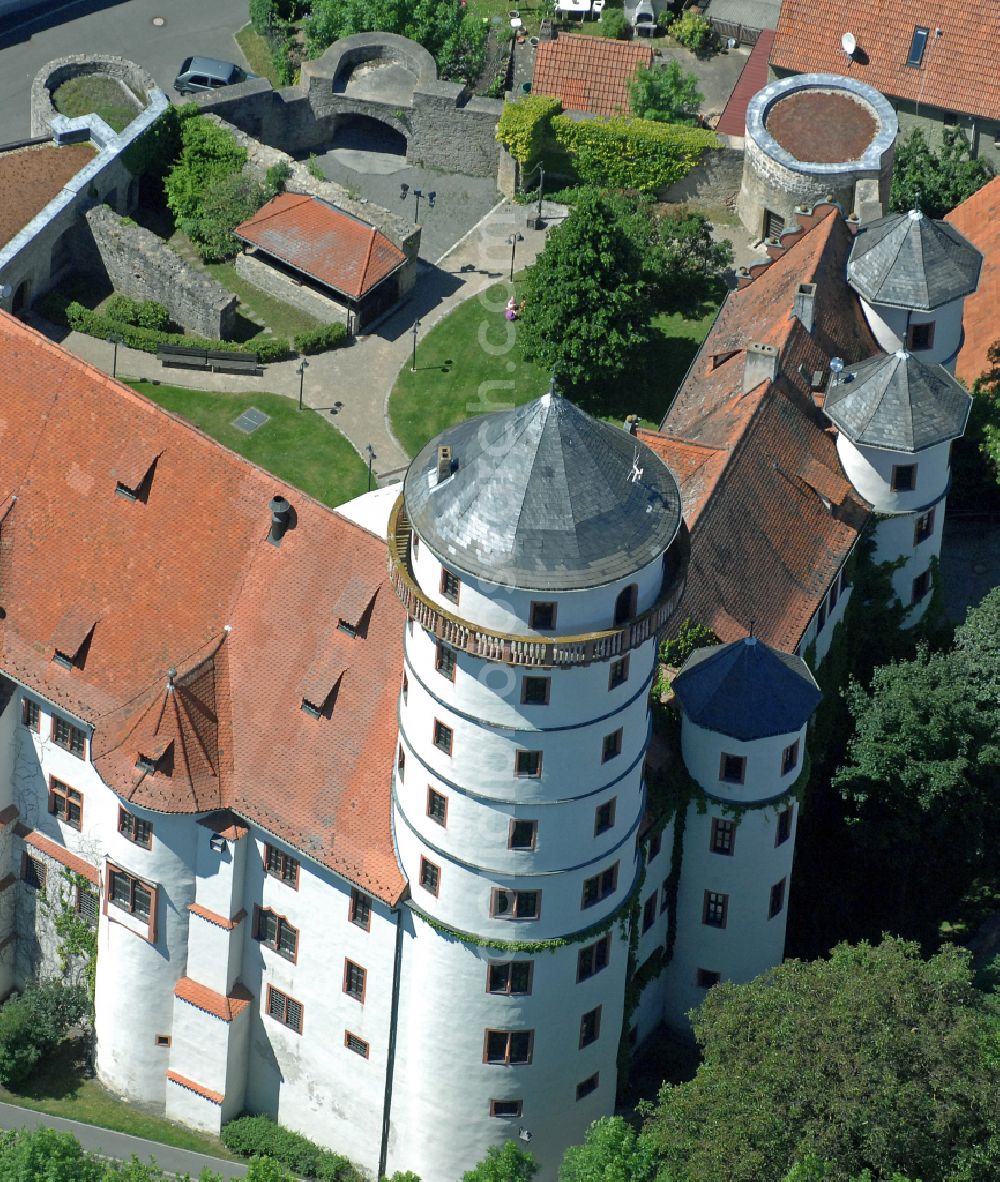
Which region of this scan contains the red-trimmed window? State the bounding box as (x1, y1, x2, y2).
(118, 806, 153, 849)
(345, 1031, 369, 1058)
(530, 601, 556, 630)
(427, 787, 448, 826)
(52, 717, 86, 758)
(914, 508, 935, 545)
(781, 740, 799, 776)
(490, 1099, 523, 1118)
(608, 656, 629, 691)
(577, 935, 610, 982)
(48, 777, 82, 830)
(344, 959, 367, 1002)
(515, 750, 542, 778)
(508, 819, 537, 850)
(419, 857, 441, 896)
(484, 1029, 533, 1065)
(255, 907, 298, 961)
(719, 753, 746, 784)
(891, 464, 917, 492)
(76, 885, 98, 928)
(436, 644, 457, 681)
(21, 699, 40, 731)
(21, 853, 46, 891)
(107, 862, 157, 942)
(266, 985, 303, 1033)
(487, 961, 533, 995)
(491, 888, 540, 921)
(775, 806, 793, 847)
(350, 888, 371, 931)
(521, 676, 550, 705)
(264, 844, 300, 889)
(433, 720, 453, 755)
(440, 570, 461, 604)
(601, 729, 623, 763)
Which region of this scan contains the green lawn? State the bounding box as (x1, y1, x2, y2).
(129, 382, 369, 508)
(235, 23, 283, 87)
(0, 1038, 237, 1160)
(388, 279, 718, 457)
(201, 258, 325, 342)
(52, 76, 141, 132)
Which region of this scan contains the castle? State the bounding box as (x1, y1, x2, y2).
(0, 196, 981, 1182)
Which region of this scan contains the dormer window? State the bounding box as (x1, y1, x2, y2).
(50, 607, 96, 671)
(907, 322, 934, 351)
(135, 737, 172, 776)
(332, 579, 378, 638)
(299, 656, 346, 720)
(113, 449, 159, 503)
(906, 26, 929, 68)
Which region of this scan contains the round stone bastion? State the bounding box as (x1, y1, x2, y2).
(737, 73, 897, 241)
(31, 55, 156, 139)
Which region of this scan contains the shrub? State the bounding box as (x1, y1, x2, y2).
(221, 1115, 361, 1181)
(552, 114, 716, 192)
(598, 8, 628, 38)
(294, 322, 349, 354)
(183, 171, 268, 262)
(0, 981, 89, 1090)
(496, 95, 562, 165)
(103, 295, 170, 331)
(629, 61, 703, 124)
(669, 10, 714, 52)
(265, 160, 293, 196)
(249, 0, 276, 34)
(252, 335, 294, 362)
(164, 116, 247, 224)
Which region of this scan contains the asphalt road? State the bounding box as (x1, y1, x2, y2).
(0, 0, 251, 144)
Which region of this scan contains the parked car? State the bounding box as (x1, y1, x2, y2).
(173, 57, 256, 95)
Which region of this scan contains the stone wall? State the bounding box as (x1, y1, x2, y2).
(236, 252, 349, 326)
(31, 55, 157, 139)
(659, 146, 745, 208)
(85, 206, 237, 339)
(409, 85, 502, 176)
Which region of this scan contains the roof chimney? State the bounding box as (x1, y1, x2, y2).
(269, 495, 291, 546)
(853, 178, 883, 225)
(436, 445, 453, 484)
(743, 343, 779, 393)
(794, 283, 817, 334)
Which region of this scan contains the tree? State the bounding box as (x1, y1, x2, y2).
(164, 116, 247, 225)
(519, 188, 651, 405)
(463, 1142, 538, 1182)
(629, 62, 702, 125)
(644, 210, 732, 312)
(559, 1117, 661, 1182)
(0, 980, 89, 1089)
(185, 171, 268, 262)
(644, 937, 1000, 1182)
(889, 127, 994, 219)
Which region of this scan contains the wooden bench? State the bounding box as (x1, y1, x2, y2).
(157, 344, 210, 370)
(157, 346, 261, 376)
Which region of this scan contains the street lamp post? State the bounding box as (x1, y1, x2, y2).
(400, 183, 436, 222)
(411, 318, 421, 373)
(366, 443, 376, 491)
(536, 162, 545, 228)
(507, 233, 525, 282)
(296, 357, 309, 411)
(110, 334, 123, 379)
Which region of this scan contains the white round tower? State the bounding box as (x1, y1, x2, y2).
(384, 391, 688, 1180)
(661, 637, 821, 1032)
(824, 350, 971, 621)
(847, 209, 982, 373)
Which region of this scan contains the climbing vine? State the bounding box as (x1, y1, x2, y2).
(39, 869, 97, 1002)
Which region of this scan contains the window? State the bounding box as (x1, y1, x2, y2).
(601, 729, 623, 763)
(488, 961, 533, 995)
(530, 601, 556, 630)
(433, 720, 453, 755)
(264, 844, 300, 888)
(52, 717, 86, 758)
(608, 656, 629, 690)
(642, 892, 657, 932)
(912, 569, 931, 604)
(613, 585, 637, 626)
(719, 753, 746, 784)
(397, 745, 406, 781)
(256, 907, 298, 961)
(508, 819, 537, 850)
(703, 890, 728, 928)
(576, 1073, 599, 1101)
(515, 750, 542, 778)
(345, 1031, 369, 1058)
(154, 1034, 171, 1048)
(781, 740, 799, 776)
(647, 831, 662, 862)
(594, 798, 616, 836)
(344, 959, 367, 1002)
(350, 888, 371, 931)
(76, 886, 98, 927)
(581, 863, 618, 909)
(266, 985, 303, 1033)
(914, 508, 935, 544)
(118, 806, 153, 849)
(906, 25, 929, 67)
(492, 888, 540, 920)
(412, 535, 419, 561)
(710, 817, 736, 855)
(484, 1029, 533, 1065)
(440, 569, 460, 604)
(402, 671, 408, 704)
(579, 1005, 601, 1048)
(776, 806, 794, 846)
(48, 778, 82, 830)
(577, 935, 610, 981)
(22, 854, 46, 891)
(696, 968, 721, 989)
(109, 867, 153, 922)
(490, 1099, 523, 1118)
(419, 857, 440, 896)
(427, 787, 448, 827)
(891, 464, 917, 492)
(436, 644, 456, 681)
(521, 676, 550, 705)
(21, 699, 40, 731)
(769, 878, 786, 919)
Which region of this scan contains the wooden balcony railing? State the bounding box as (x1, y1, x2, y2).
(387, 494, 688, 669)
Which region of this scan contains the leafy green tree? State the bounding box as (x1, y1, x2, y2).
(244, 1160, 296, 1182)
(889, 127, 994, 218)
(629, 62, 702, 125)
(645, 210, 732, 312)
(782, 1160, 916, 1182)
(185, 171, 268, 262)
(519, 188, 651, 405)
(0, 980, 89, 1089)
(164, 116, 247, 225)
(559, 1116, 661, 1182)
(644, 937, 1000, 1182)
(463, 1142, 538, 1182)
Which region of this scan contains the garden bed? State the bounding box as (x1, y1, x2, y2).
(52, 75, 142, 132)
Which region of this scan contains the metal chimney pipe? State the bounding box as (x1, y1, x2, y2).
(269, 495, 291, 545)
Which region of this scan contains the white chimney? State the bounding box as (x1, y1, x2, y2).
(794, 283, 817, 334)
(743, 343, 779, 393)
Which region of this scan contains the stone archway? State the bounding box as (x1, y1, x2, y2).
(331, 114, 407, 157)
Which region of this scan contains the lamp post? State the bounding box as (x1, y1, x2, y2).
(411, 318, 421, 374)
(507, 233, 525, 282)
(366, 443, 376, 491)
(400, 183, 436, 222)
(296, 357, 309, 411)
(110, 334, 123, 379)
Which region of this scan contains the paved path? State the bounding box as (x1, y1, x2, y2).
(46, 201, 553, 485)
(0, 1099, 248, 1178)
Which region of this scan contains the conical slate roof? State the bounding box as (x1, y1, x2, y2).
(847, 209, 982, 310)
(671, 636, 821, 742)
(403, 391, 683, 591)
(824, 350, 971, 452)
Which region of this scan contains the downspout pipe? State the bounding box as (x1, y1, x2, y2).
(379, 904, 406, 1179)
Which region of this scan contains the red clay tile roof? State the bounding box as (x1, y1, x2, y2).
(946, 177, 1000, 386)
(0, 313, 406, 903)
(166, 1071, 224, 1105)
(234, 193, 406, 300)
(21, 829, 101, 885)
(532, 34, 653, 117)
(658, 206, 876, 651)
(770, 0, 1000, 122)
(197, 810, 249, 841)
(188, 902, 246, 930)
(717, 28, 775, 136)
(173, 977, 253, 1023)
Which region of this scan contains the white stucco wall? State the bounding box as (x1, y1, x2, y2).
(835, 433, 951, 515)
(858, 296, 965, 372)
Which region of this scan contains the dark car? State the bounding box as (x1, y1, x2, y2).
(173, 56, 256, 95)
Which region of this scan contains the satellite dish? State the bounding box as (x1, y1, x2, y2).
(841, 31, 856, 56)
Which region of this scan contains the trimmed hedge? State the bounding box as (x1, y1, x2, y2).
(63, 301, 292, 363)
(104, 294, 171, 331)
(496, 95, 562, 166)
(293, 322, 349, 354)
(221, 1115, 362, 1181)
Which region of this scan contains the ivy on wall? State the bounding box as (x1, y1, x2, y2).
(39, 869, 97, 1002)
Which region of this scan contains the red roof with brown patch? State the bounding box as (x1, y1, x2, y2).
(532, 34, 653, 117)
(234, 193, 406, 300)
(0, 314, 406, 903)
(946, 177, 1000, 387)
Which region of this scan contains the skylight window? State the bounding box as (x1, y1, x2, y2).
(906, 26, 929, 68)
